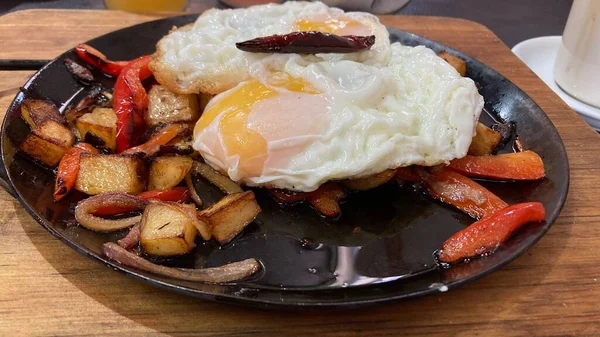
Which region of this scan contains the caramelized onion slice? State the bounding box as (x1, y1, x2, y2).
(103, 242, 261, 283)
(75, 192, 148, 232)
(117, 222, 141, 250)
(192, 162, 243, 194)
(185, 171, 203, 207)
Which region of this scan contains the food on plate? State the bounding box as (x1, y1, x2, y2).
(448, 150, 545, 180)
(342, 169, 397, 191)
(75, 153, 146, 194)
(197, 191, 261, 244)
(20, 99, 66, 128)
(190, 161, 243, 194)
(102, 242, 261, 283)
(150, 1, 391, 94)
(54, 142, 99, 201)
(75, 192, 148, 232)
(437, 50, 467, 76)
(64, 57, 95, 83)
(193, 45, 483, 191)
(147, 155, 193, 190)
(14, 1, 551, 283)
(146, 85, 199, 126)
(468, 122, 503, 156)
(438, 202, 546, 263)
(419, 167, 508, 220)
(75, 107, 118, 151)
(20, 119, 75, 167)
(236, 31, 376, 54)
(139, 201, 200, 256)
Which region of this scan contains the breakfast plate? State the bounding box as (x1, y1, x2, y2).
(0, 13, 568, 308)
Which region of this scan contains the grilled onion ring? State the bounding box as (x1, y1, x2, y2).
(103, 243, 261, 283)
(75, 192, 148, 232)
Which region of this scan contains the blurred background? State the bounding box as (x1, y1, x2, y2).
(0, 0, 572, 47)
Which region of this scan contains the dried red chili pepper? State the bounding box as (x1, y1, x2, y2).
(64, 58, 94, 83)
(236, 31, 375, 54)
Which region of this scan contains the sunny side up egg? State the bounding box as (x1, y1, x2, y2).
(193, 44, 484, 192)
(150, 1, 390, 95)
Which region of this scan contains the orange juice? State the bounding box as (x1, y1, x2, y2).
(104, 0, 188, 12)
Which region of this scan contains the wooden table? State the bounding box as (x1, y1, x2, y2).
(1, 9, 599, 337)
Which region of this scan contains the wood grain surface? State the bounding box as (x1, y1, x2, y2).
(0, 9, 599, 337)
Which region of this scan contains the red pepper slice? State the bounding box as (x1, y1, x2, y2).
(423, 168, 508, 220)
(438, 202, 546, 263)
(74, 44, 130, 77)
(448, 150, 545, 181)
(121, 123, 189, 157)
(113, 55, 153, 153)
(269, 183, 346, 218)
(137, 187, 190, 203)
(54, 142, 100, 201)
(91, 187, 191, 216)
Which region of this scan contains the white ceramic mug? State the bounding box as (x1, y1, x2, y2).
(554, 0, 600, 108)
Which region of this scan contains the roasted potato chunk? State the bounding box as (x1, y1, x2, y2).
(148, 156, 193, 190)
(438, 51, 467, 77)
(145, 85, 199, 126)
(198, 191, 261, 244)
(140, 201, 198, 256)
(20, 119, 74, 167)
(75, 153, 146, 195)
(468, 123, 503, 156)
(342, 169, 397, 191)
(20, 99, 66, 128)
(76, 107, 117, 150)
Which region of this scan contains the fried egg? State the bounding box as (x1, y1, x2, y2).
(150, 1, 390, 95)
(193, 44, 484, 192)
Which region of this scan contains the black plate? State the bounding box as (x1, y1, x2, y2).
(0, 14, 569, 308)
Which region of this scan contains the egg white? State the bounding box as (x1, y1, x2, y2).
(194, 43, 484, 192)
(150, 1, 390, 95)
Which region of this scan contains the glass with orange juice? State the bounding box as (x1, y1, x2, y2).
(104, 0, 189, 12)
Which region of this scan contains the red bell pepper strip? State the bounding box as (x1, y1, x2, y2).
(138, 187, 190, 203)
(438, 202, 546, 263)
(113, 55, 153, 153)
(121, 123, 189, 157)
(448, 150, 545, 180)
(53, 142, 100, 201)
(395, 166, 420, 183)
(91, 187, 191, 216)
(74, 44, 154, 78)
(306, 183, 346, 218)
(423, 168, 508, 220)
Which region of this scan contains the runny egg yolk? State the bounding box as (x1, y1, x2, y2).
(295, 17, 369, 36)
(194, 73, 320, 176)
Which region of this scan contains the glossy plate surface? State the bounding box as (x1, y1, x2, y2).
(0, 15, 569, 308)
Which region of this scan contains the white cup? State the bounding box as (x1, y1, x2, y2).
(553, 0, 600, 108)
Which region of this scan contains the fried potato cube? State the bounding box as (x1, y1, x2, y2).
(468, 122, 503, 156)
(342, 169, 397, 191)
(148, 155, 193, 191)
(75, 153, 146, 195)
(20, 99, 66, 128)
(20, 119, 74, 167)
(198, 191, 261, 245)
(140, 201, 198, 256)
(76, 107, 117, 150)
(438, 51, 467, 76)
(145, 85, 199, 126)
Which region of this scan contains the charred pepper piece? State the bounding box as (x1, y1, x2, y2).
(236, 31, 375, 54)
